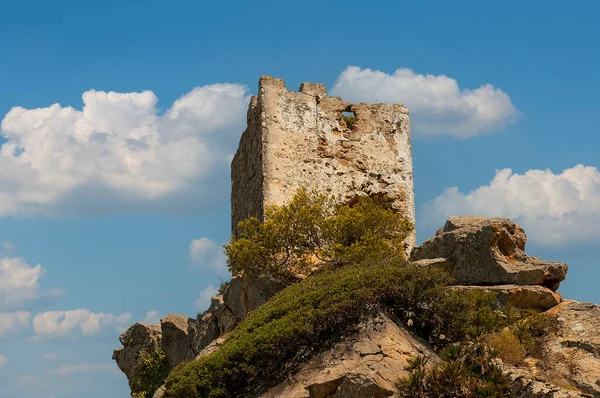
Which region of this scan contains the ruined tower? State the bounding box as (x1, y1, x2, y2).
(231, 76, 416, 252)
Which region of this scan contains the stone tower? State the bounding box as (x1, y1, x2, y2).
(231, 76, 416, 252)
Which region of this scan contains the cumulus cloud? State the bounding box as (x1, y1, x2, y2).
(0, 257, 45, 309)
(189, 237, 229, 277)
(142, 310, 160, 324)
(331, 66, 519, 138)
(422, 164, 600, 245)
(48, 363, 117, 376)
(42, 352, 57, 360)
(195, 285, 218, 311)
(0, 355, 7, 367)
(0, 83, 250, 217)
(0, 311, 31, 337)
(32, 309, 132, 338)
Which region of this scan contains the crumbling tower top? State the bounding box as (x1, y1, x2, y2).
(231, 75, 416, 252)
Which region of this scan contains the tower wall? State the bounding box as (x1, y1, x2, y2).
(231, 76, 416, 252)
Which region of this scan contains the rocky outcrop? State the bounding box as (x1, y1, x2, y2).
(538, 300, 600, 396)
(261, 312, 438, 398)
(113, 323, 162, 391)
(113, 274, 286, 391)
(411, 216, 568, 289)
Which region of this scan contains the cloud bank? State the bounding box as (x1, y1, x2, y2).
(331, 66, 519, 138)
(32, 309, 132, 337)
(422, 164, 600, 245)
(0, 84, 250, 217)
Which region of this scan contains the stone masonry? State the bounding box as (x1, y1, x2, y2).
(231, 76, 416, 252)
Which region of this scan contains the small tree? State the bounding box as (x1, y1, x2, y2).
(224, 188, 413, 279)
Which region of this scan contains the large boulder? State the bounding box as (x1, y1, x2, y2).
(112, 323, 162, 390)
(411, 216, 568, 289)
(160, 314, 196, 369)
(260, 312, 439, 398)
(502, 300, 600, 397)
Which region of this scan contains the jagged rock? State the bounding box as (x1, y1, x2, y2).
(506, 366, 584, 397)
(503, 300, 600, 397)
(260, 312, 439, 398)
(112, 323, 162, 390)
(160, 314, 196, 369)
(114, 274, 288, 392)
(410, 216, 568, 289)
(455, 285, 562, 311)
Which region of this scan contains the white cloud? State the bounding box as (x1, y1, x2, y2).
(189, 237, 229, 277)
(42, 352, 57, 360)
(195, 285, 218, 311)
(331, 66, 519, 138)
(0, 83, 250, 217)
(0, 257, 46, 309)
(422, 164, 600, 245)
(0, 355, 7, 367)
(142, 310, 160, 324)
(32, 309, 132, 338)
(48, 363, 117, 376)
(0, 311, 31, 337)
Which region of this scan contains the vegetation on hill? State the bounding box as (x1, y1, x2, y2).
(164, 259, 509, 397)
(158, 189, 517, 397)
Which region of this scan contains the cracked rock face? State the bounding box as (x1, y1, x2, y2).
(410, 216, 568, 289)
(260, 312, 438, 398)
(506, 300, 600, 397)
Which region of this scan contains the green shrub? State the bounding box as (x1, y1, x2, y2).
(486, 329, 525, 365)
(397, 341, 511, 397)
(131, 346, 170, 398)
(512, 312, 559, 356)
(164, 258, 503, 398)
(224, 188, 412, 280)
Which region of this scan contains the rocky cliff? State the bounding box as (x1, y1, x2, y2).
(114, 216, 599, 397)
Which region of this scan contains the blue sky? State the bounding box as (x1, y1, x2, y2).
(1, 0, 599, 396)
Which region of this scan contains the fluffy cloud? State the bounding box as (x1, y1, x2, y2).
(41, 352, 57, 360)
(189, 237, 229, 277)
(195, 285, 218, 311)
(0, 83, 250, 217)
(141, 310, 160, 324)
(48, 363, 117, 376)
(32, 309, 132, 337)
(0, 355, 7, 367)
(422, 164, 600, 245)
(0, 311, 31, 337)
(331, 66, 519, 138)
(0, 257, 45, 309)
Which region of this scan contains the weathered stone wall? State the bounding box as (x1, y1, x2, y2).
(231, 75, 416, 251)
